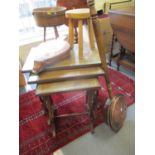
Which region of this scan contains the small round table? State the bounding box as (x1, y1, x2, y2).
(33, 6, 67, 42)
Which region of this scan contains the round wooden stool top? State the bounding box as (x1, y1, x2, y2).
(65, 8, 90, 19)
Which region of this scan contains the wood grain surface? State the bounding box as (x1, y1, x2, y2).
(28, 66, 104, 84)
(36, 78, 100, 95)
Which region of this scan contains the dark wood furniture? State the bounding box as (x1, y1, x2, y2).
(33, 6, 66, 41)
(109, 6, 135, 71)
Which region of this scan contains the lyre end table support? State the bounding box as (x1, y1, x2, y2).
(37, 87, 99, 137)
(39, 95, 56, 137)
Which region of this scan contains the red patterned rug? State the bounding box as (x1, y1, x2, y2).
(19, 68, 135, 155)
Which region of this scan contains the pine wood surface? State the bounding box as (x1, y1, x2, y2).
(65, 8, 90, 19)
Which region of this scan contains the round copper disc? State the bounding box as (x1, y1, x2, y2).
(109, 94, 127, 132)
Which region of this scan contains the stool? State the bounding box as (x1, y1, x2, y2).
(33, 7, 66, 42)
(65, 8, 95, 56)
(36, 78, 100, 137)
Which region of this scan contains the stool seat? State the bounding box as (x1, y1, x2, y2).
(65, 8, 90, 19)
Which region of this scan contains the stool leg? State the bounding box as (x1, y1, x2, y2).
(87, 18, 95, 49)
(44, 27, 46, 42)
(78, 19, 83, 57)
(92, 90, 98, 120)
(54, 26, 59, 39)
(68, 19, 74, 48)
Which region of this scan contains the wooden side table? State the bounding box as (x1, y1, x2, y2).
(109, 7, 135, 71)
(22, 42, 104, 137)
(36, 78, 100, 137)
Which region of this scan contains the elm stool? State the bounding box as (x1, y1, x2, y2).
(36, 78, 100, 137)
(32, 7, 66, 42)
(65, 8, 95, 57)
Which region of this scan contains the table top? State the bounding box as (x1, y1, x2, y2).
(28, 66, 104, 84)
(22, 43, 101, 73)
(109, 5, 135, 53)
(36, 78, 100, 95)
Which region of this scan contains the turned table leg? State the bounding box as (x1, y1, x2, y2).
(92, 90, 98, 120)
(87, 89, 97, 133)
(40, 95, 56, 137)
(117, 46, 125, 71)
(39, 96, 48, 115)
